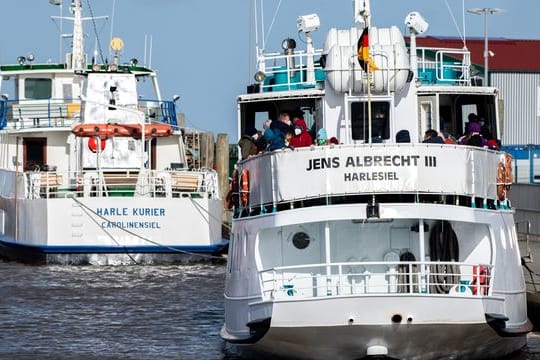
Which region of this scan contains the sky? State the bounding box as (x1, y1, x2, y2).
(0, 0, 538, 139)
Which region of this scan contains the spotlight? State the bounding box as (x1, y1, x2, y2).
(130, 58, 138, 66)
(17, 56, 26, 65)
(281, 38, 296, 51)
(254, 71, 266, 82)
(27, 53, 35, 62)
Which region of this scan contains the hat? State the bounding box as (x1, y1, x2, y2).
(245, 126, 257, 136)
(316, 128, 327, 140)
(469, 122, 481, 133)
(329, 137, 339, 144)
(395, 129, 410, 143)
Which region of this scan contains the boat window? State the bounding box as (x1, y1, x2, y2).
(351, 101, 390, 141)
(24, 78, 52, 99)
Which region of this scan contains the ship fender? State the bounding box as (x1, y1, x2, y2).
(429, 221, 460, 294)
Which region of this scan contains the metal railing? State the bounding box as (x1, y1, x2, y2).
(258, 49, 325, 92)
(260, 261, 492, 300)
(417, 47, 471, 85)
(21, 169, 219, 199)
(503, 145, 540, 184)
(0, 98, 177, 130)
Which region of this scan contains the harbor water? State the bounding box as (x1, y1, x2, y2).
(1, 260, 540, 360)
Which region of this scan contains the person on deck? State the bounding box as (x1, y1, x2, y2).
(290, 118, 313, 148)
(238, 126, 260, 159)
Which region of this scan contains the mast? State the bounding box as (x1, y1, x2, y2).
(354, 0, 370, 28)
(71, 0, 85, 71)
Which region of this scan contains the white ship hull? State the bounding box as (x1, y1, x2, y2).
(0, 194, 225, 264)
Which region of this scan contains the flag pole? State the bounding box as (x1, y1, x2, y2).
(365, 15, 372, 144)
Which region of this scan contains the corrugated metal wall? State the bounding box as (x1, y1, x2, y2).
(491, 72, 540, 145)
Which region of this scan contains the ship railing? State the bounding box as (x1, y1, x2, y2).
(20, 169, 218, 199)
(259, 261, 492, 301)
(0, 98, 82, 130)
(0, 98, 177, 130)
(257, 49, 325, 92)
(416, 47, 471, 86)
(502, 145, 540, 184)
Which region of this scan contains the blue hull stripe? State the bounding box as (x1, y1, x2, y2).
(0, 238, 228, 254)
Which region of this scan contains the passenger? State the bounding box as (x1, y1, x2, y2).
(422, 129, 444, 144)
(284, 131, 294, 148)
(395, 129, 411, 143)
(238, 126, 259, 159)
(315, 128, 328, 145)
(271, 112, 293, 138)
(465, 122, 487, 147)
(290, 118, 313, 148)
(263, 128, 285, 151)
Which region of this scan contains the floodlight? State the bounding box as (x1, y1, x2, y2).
(17, 56, 26, 65)
(281, 38, 296, 51)
(297, 14, 320, 33)
(405, 12, 428, 35)
(254, 71, 266, 83)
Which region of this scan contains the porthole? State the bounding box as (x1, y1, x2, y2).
(292, 232, 310, 250)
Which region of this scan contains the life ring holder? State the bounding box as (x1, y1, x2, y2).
(240, 169, 250, 207)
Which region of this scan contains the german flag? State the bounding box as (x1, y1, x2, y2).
(357, 27, 379, 73)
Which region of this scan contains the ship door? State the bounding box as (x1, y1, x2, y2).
(23, 137, 47, 171)
(418, 95, 437, 138)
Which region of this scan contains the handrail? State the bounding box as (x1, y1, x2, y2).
(257, 49, 325, 92)
(18, 169, 218, 199)
(0, 97, 177, 130)
(416, 47, 471, 85)
(259, 261, 493, 300)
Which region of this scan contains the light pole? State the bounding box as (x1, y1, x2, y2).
(467, 7, 503, 86)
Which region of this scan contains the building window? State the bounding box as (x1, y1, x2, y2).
(351, 101, 390, 141)
(25, 78, 52, 99)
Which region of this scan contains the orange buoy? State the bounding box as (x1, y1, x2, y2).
(496, 153, 513, 201)
(240, 169, 250, 207)
(88, 137, 106, 152)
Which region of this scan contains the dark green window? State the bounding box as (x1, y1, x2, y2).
(25, 78, 52, 99)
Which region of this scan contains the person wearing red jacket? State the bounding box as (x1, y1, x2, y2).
(290, 118, 313, 148)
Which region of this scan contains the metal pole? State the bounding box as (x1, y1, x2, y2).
(483, 11, 488, 85)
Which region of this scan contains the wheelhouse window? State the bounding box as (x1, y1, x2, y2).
(24, 78, 52, 99)
(351, 101, 390, 141)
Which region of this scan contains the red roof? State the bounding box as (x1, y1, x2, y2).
(412, 36, 540, 72)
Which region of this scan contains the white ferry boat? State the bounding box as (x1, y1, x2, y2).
(0, 0, 226, 264)
(222, 1, 531, 358)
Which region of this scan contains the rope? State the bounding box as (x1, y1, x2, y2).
(263, 0, 283, 48)
(86, 0, 106, 63)
(189, 197, 231, 231)
(429, 220, 460, 294)
(70, 196, 226, 260)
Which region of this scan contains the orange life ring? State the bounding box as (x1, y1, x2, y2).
(225, 169, 240, 210)
(240, 169, 250, 207)
(496, 153, 513, 201)
(73, 123, 132, 138)
(88, 137, 106, 152)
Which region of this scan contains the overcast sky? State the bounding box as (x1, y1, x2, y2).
(0, 0, 537, 138)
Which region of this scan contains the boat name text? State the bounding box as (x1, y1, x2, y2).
(96, 207, 166, 216)
(306, 155, 437, 171)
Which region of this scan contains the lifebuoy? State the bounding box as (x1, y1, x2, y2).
(471, 265, 489, 295)
(240, 169, 249, 207)
(88, 137, 106, 152)
(225, 169, 240, 210)
(496, 153, 513, 201)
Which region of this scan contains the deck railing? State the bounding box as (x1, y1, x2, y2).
(416, 47, 471, 85)
(0, 98, 177, 130)
(259, 261, 492, 300)
(19, 169, 219, 199)
(257, 49, 325, 92)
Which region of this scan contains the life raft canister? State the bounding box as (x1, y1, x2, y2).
(496, 153, 513, 201)
(88, 137, 106, 153)
(240, 169, 250, 207)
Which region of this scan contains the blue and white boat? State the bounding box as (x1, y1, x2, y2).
(0, 0, 226, 264)
(222, 1, 531, 358)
